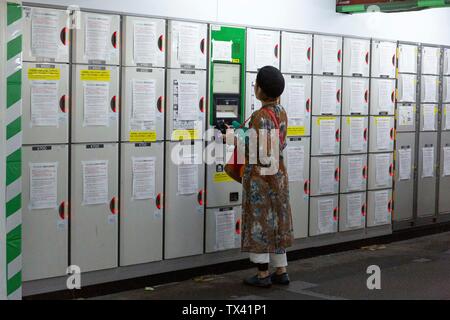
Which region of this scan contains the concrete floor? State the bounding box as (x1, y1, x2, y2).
(92, 231, 450, 300)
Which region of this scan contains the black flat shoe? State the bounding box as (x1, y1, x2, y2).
(243, 275, 272, 288)
(270, 272, 290, 285)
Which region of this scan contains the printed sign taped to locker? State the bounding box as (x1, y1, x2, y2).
(80, 70, 111, 82)
(28, 68, 61, 81)
(317, 117, 336, 125)
(287, 126, 305, 136)
(129, 131, 157, 142)
(172, 129, 199, 140)
(214, 172, 234, 183)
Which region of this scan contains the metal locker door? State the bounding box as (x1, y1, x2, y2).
(439, 131, 450, 214)
(22, 145, 68, 281)
(342, 77, 369, 116)
(343, 38, 370, 77)
(245, 72, 261, 120)
(367, 189, 393, 227)
(340, 154, 367, 193)
(22, 63, 69, 145)
(281, 74, 311, 136)
(441, 104, 450, 131)
(283, 137, 310, 239)
(72, 12, 120, 65)
(205, 207, 242, 253)
(444, 49, 450, 76)
(121, 67, 165, 142)
(421, 76, 440, 103)
(246, 28, 280, 72)
(421, 46, 441, 75)
(368, 152, 394, 190)
(420, 104, 438, 132)
(166, 69, 206, 141)
(397, 74, 417, 103)
(311, 116, 340, 156)
(369, 116, 395, 153)
(280, 31, 312, 74)
(164, 141, 205, 259)
(167, 20, 207, 70)
(313, 35, 342, 76)
(339, 192, 366, 232)
(341, 116, 368, 155)
(309, 195, 338, 236)
(396, 104, 416, 133)
(312, 76, 342, 116)
(310, 156, 339, 196)
(72, 65, 119, 143)
(371, 40, 396, 79)
(120, 142, 164, 266)
(443, 77, 450, 103)
(122, 16, 166, 68)
(398, 44, 418, 74)
(71, 143, 119, 273)
(22, 6, 70, 63)
(370, 79, 396, 116)
(417, 132, 438, 217)
(394, 133, 415, 222)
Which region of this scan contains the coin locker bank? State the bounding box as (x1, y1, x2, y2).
(1, 1, 449, 298)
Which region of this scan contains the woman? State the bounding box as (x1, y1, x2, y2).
(241, 66, 294, 288)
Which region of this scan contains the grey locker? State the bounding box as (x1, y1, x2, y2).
(311, 116, 340, 156)
(72, 12, 120, 65)
(421, 75, 440, 103)
(394, 133, 415, 222)
(122, 16, 166, 68)
(370, 79, 396, 115)
(421, 46, 441, 75)
(398, 44, 418, 74)
(310, 156, 339, 196)
(444, 49, 450, 76)
(71, 65, 119, 143)
(368, 116, 395, 153)
(367, 189, 393, 227)
(371, 40, 397, 79)
(121, 67, 165, 142)
(341, 116, 368, 155)
(312, 76, 342, 116)
(280, 31, 312, 74)
(71, 143, 119, 273)
(22, 63, 69, 145)
(368, 152, 394, 190)
(281, 74, 311, 136)
(313, 35, 342, 76)
(120, 142, 164, 266)
(166, 69, 206, 141)
(309, 195, 339, 236)
(396, 104, 416, 132)
(245, 72, 261, 120)
(340, 154, 368, 193)
(246, 28, 280, 72)
(167, 20, 207, 70)
(165, 141, 205, 259)
(397, 74, 417, 103)
(417, 132, 438, 218)
(22, 6, 70, 63)
(441, 104, 450, 131)
(283, 137, 310, 239)
(443, 77, 450, 103)
(205, 207, 242, 253)
(22, 145, 68, 281)
(439, 131, 450, 214)
(339, 192, 367, 232)
(342, 77, 369, 116)
(343, 37, 370, 77)
(419, 104, 438, 132)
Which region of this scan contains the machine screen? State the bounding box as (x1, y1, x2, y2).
(213, 63, 240, 94)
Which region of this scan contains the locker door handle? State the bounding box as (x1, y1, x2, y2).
(59, 95, 68, 113)
(199, 97, 205, 112)
(390, 128, 395, 140)
(303, 180, 310, 195)
(388, 200, 393, 213)
(363, 128, 368, 141)
(235, 218, 241, 235)
(111, 31, 118, 49)
(363, 166, 368, 179)
(306, 98, 311, 113)
(274, 44, 279, 59)
(337, 49, 342, 63)
(110, 96, 118, 113)
(307, 47, 312, 61)
(335, 168, 340, 181)
(365, 52, 369, 65)
(156, 193, 163, 210)
(59, 201, 67, 220)
(60, 27, 69, 46)
(392, 54, 396, 67)
(391, 91, 396, 103)
(200, 38, 206, 55)
(336, 89, 341, 103)
(333, 207, 339, 221)
(364, 90, 369, 103)
(157, 96, 164, 113)
(197, 190, 204, 206)
(158, 35, 164, 52)
(335, 129, 340, 142)
(110, 197, 118, 214)
(389, 163, 394, 177)
(361, 204, 366, 217)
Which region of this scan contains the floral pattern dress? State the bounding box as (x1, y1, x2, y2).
(241, 104, 294, 253)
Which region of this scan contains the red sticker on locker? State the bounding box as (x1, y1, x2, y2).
(235, 219, 241, 235)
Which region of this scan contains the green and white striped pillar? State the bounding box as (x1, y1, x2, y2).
(1, 0, 22, 300)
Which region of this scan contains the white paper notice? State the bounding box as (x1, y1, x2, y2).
(320, 79, 337, 114)
(85, 14, 111, 61)
(348, 157, 363, 191)
(443, 147, 450, 177)
(375, 153, 390, 187)
(424, 76, 437, 102)
(29, 162, 58, 210)
(322, 37, 338, 74)
(398, 105, 414, 127)
(178, 80, 199, 121)
(446, 106, 450, 130)
(83, 82, 109, 127)
(350, 79, 365, 114)
(287, 82, 305, 121)
(399, 45, 416, 73)
(446, 80, 450, 103)
(178, 23, 199, 66)
(212, 40, 232, 62)
(31, 10, 59, 59)
(423, 105, 436, 131)
(287, 146, 304, 183)
(349, 118, 365, 152)
(82, 160, 108, 205)
(319, 119, 336, 154)
(379, 43, 394, 76)
(133, 21, 157, 65)
(374, 190, 389, 225)
(376, 118, 391, 150)
(251, 81, 262, 113)
(423, 48, 438, 75)
(318, 198, 334, 234)
(132, 79, 156, 123)
(215, 209, 235, 251)
(398, 148, 412, 181)
(422, 147, 435, 178)
(378, 80, 394, 113)
(289, 33, 308, 73)
(319, 158, 335, 194)
(31, 81, 59, 127)
(350, 40, 365, 75)
(178, 163, 198, 195)
(132, 157, 156, 200)
(255, 31, 274, 68)
(347, 193, 362, 228)
(400, 74, 415, 102)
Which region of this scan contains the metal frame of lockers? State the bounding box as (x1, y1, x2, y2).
(18, 1, 450, 296)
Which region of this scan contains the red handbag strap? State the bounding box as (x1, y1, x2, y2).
(262, 107, 285, 146)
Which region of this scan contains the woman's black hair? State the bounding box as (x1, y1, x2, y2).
(256, 66, 285, 99)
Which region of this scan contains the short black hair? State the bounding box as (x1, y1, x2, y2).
(256, 66, 285, 99)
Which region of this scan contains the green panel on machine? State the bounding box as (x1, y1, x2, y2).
(336, 0, 450, 13)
